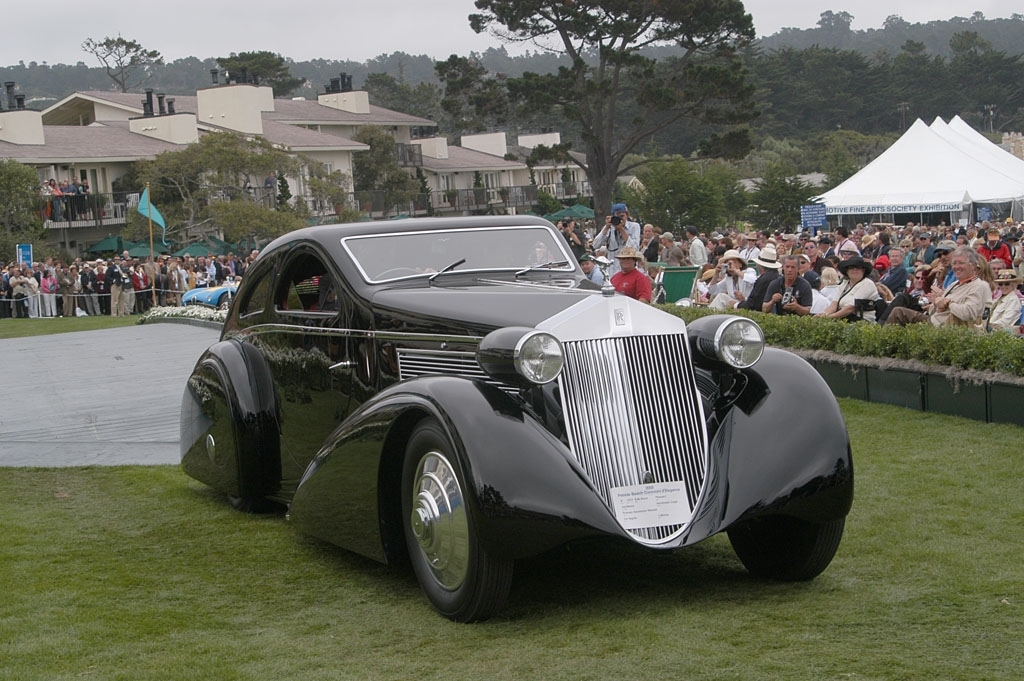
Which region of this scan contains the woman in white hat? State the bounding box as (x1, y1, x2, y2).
(988, 269, 1022, 333)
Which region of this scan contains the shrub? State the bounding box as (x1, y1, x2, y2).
(659, 304, 1024, 378)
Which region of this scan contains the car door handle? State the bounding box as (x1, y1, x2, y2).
(329, 360, 355, 370)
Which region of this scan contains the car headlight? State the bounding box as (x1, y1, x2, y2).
(514, 331, 564, 384)
(477, 328, 564, 386)
(714, 317, 764, 368)
(688, 315, 764, 369)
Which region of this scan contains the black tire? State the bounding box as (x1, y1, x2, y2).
(727, 516, 845, 581)
(217, 294, 230, 311)
(401, 419, 513, 622)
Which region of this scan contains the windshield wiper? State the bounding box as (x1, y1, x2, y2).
(515, 260, 570, 279)
(428, 258, 467, 286)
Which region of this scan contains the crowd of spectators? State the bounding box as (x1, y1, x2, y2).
(1, 249, 258, 320)
(561, 205, 1024, 334)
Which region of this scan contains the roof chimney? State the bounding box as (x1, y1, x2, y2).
(4, 82, 15, 110)
(157, 92, 166, 115)
(210, 69, 219, 85)
(341, 73, 353, 92)
(167, 98, 176, 115)
(142, 88, 155, 116)
(15, 94, 25, 109)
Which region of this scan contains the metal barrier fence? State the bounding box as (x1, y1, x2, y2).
(0, 284, 227, 319)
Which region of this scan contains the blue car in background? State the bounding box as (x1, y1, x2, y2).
(182, 281, 239, 310)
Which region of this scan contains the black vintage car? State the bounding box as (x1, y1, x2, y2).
(180, 215, 853, 621)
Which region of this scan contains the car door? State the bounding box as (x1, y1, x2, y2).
(251, 244, 358, 493)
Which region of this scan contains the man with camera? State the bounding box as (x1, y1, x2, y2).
(762, 255, 812, 316)
(560, 219, 587, 260)
(592, 202, 640, 276)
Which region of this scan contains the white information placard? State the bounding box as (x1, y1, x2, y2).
(609, 482, 691, 530)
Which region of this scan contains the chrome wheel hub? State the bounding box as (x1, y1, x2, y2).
(409, 451, 469, 590)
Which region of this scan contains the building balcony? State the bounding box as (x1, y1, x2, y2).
(38, 191, 135, 230)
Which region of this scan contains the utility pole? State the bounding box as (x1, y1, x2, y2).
(897, 102, 909, 131)
(984, 104, 997, 133)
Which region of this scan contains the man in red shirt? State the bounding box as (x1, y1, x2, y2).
(977, 223, 1012, 270)
(611, 246, 652, 302)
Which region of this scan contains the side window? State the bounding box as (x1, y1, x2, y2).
(237, 259, 275, 319)
(275, 250, 337, 314)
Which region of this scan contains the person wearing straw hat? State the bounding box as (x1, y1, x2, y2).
(988, 269, 1022, 332)
(611, 246, 652, 302)
(736, 244, 782, 311)
(707, 248, 753, 310)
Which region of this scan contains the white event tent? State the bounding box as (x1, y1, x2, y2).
(815, 118, 1024, 221)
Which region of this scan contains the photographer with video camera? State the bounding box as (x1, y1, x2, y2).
(592, 202, 639, 276)
(762, 255, 812, 316)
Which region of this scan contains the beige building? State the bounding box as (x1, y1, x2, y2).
(2, 78, 434, 254)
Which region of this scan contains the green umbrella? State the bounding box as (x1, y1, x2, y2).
(172, 242, 216, 257)
(204, 236, 234, 255)
(544, 204, 595, 221)
(87, 236, 134, 253)
(126, 242, 170, 258)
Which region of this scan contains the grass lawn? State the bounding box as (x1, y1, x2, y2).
(1, 399, 1021, 680)
(0, 315, 137, 340)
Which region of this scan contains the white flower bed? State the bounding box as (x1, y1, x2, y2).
(140, 305, 227, 324)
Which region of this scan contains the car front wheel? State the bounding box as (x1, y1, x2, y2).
(727, 516, 845, 581)
(402, 419, 513, 622)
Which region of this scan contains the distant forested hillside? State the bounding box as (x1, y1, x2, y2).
(757, 11, 1024, 58)
(2, 13, 1022, 155)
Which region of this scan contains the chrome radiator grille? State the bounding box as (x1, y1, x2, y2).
(558, 334, 709, 545)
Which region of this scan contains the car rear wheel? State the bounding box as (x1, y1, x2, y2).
(727, 516, 845, 581)
(402, 419, 513, 622)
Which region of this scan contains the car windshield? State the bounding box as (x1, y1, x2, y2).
(342, 226, 576, 282)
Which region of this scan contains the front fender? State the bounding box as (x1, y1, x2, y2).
(717, 347, 854, 527)
(288, 375, 625, 564)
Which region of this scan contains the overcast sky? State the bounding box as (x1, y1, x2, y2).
(1, 0, 1019, 67)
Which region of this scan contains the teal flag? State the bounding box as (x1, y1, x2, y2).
(137, 187, 167, 245)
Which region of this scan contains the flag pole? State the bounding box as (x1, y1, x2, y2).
(147, 182, 156, 306)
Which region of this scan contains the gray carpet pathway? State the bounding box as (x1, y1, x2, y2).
(0, 322, 219, 467)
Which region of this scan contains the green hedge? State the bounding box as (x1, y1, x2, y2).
(659, 305, 1024, 377)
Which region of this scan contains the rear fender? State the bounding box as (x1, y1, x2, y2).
(180, 339, 281, 500)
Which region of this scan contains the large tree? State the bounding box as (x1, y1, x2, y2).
(352, 126, 421, 217)
(216, 51, 304, 97)
(466, 0, 757, 218)
(135, 132, 301, 241)
(0, 160, 44, 263)
(622, 157, 735, 231)
(81, 35, 163, 92)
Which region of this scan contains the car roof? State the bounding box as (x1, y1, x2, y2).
(259, 215, 562, 276)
